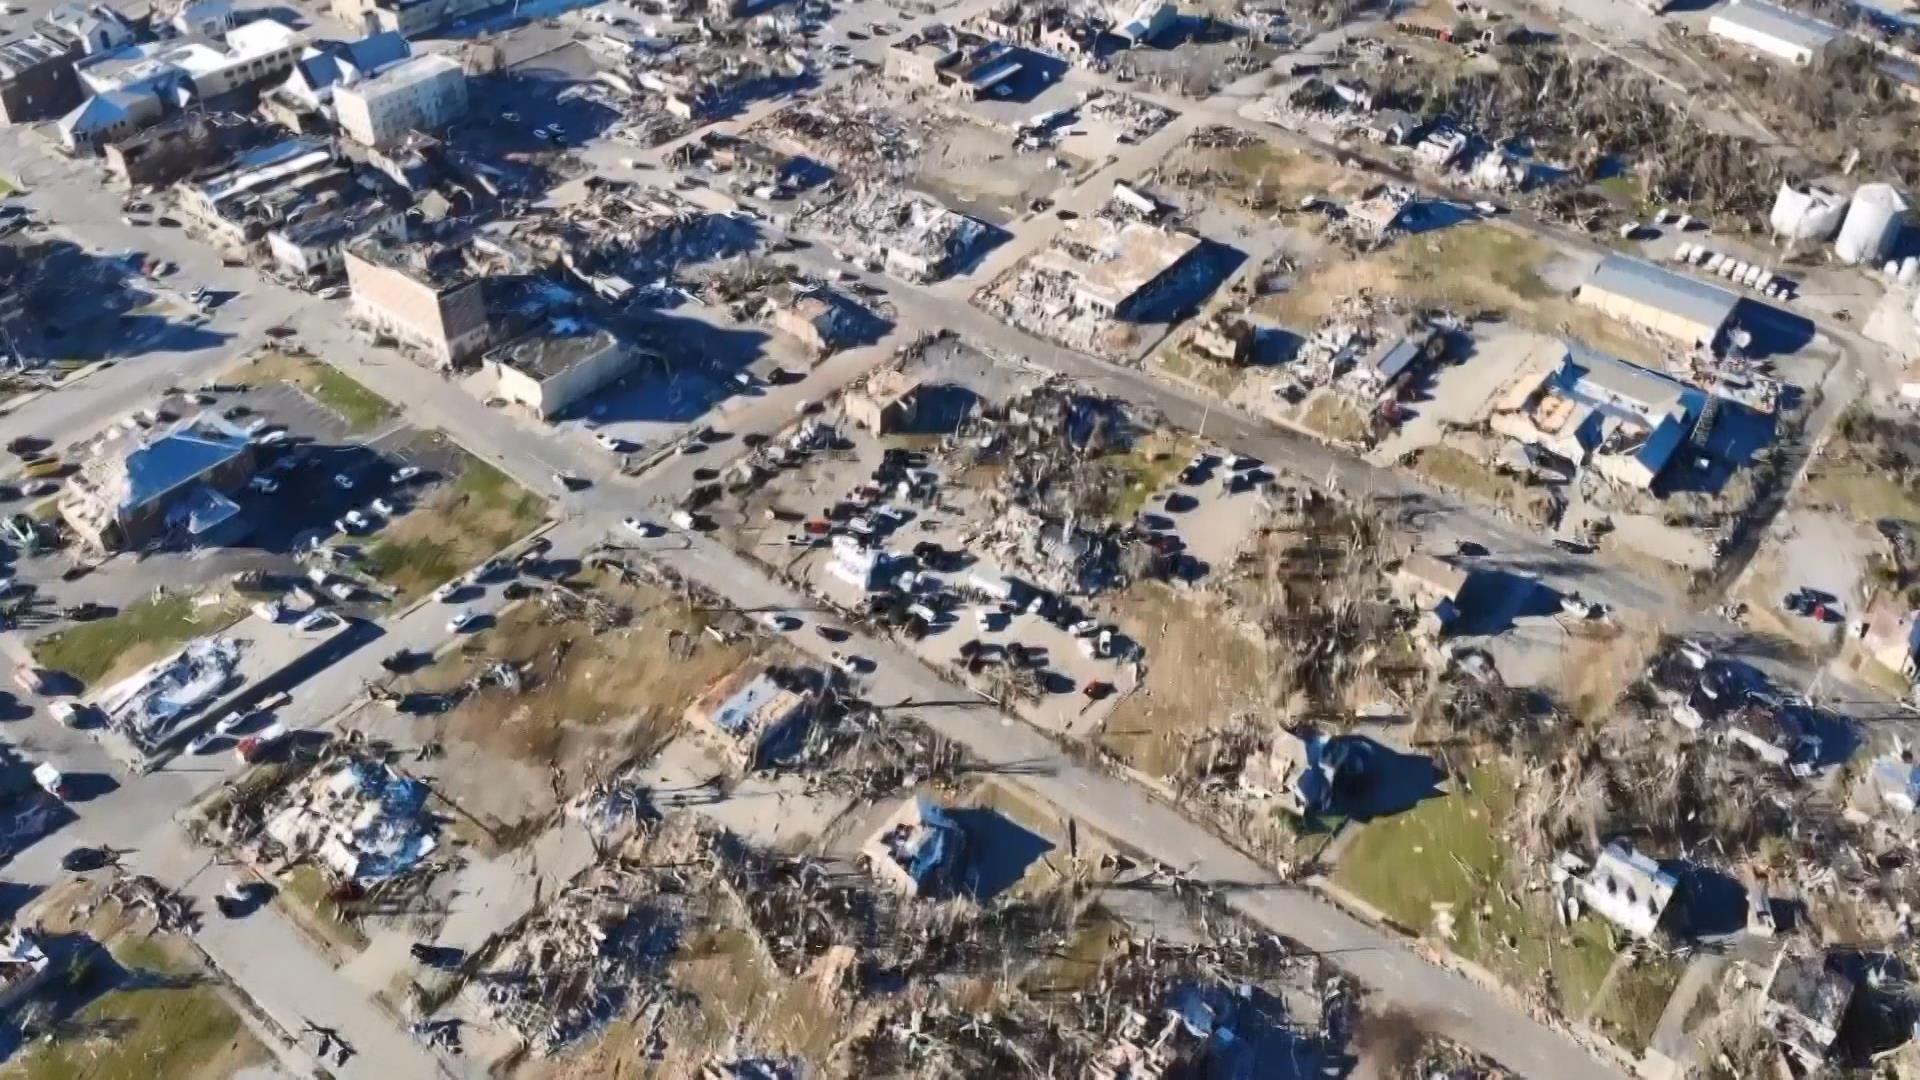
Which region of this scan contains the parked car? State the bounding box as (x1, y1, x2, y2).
(32, 762, 66, 799)
(295, 610, 340, 633)
(447, 609, 481, 633)
(50, 701, 86, 728)
(622, 516, 661, 538)
(248, 475, 279, 494)
(187, 730, 220, 755)
(392, 466, 423, 484)
(371, 497, 396, 516)
(332, 473, 355, 490)
(61, 846, 110, 872)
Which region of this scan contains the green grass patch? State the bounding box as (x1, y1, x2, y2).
(0, 176, 16, 197)
(360, 454, 547, 601)
(1593, 173, 1646, 210)
(1104, 433, 1198, 521)
(306, 366, 395, 433)
(235, 351, 394, 434)
(1333, 764, 1623, 1017)
(0, 935, 266, 1080)
(1595, 950, 1685, 1052)
(33, 592, 245, 689)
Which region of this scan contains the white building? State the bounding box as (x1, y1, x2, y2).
(64, 14, 303, 149)
(40, 2, 133, 55)
(171, 0, 236, 39)
(1708, 0, 1841, 66)
(332, 52, 465, 148)
(1578, 842, 1678, 939)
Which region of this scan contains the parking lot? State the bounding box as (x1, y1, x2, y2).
(713, 339, 1273, 739)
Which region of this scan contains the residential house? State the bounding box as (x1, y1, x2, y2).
(1578, 842, 1677, 939)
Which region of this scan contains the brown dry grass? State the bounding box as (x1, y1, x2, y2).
(1255, 224, 1666, 366)
(1407, 444, 1557, 527)
(1169, 142, 1372, 209)
(1100, 582, 1274, 780)
(1547, 615, 1660, 726)
(1301, 391, 1374, 445)
(361, 455, 547, 601)
(410, 575, 752, 774)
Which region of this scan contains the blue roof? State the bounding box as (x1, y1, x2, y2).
(711, 673, 783, 735)
(1635, 413, 1690, 478)
(119, 416, 250, 511)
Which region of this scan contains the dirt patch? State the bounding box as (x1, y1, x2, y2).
(1406, 443, 1557, 527)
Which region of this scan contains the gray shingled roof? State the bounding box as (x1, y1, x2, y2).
(1585, 254, 1742, 332)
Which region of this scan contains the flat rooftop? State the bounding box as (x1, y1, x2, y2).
(1032, 218, 1203, 310)
(487, 319, 618, 379)
(347, 233, 479, 288)
(1584, 253, 1742, 333)
(1710, 0, 1841, 52)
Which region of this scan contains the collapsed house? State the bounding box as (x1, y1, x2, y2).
(818, 188, 1000, 284)
(682, 663, 819, 770)
(1762, 949, 1856, 1068)
(467, 861, 682, 1055)
(96, 635, 242, 752)
(1022, 217, 1203, 320)
(884, 23, 1024, 101)
(0, 926, 51, 1013)
(861, 795, 967, 898)
(263, 757, 438, 882)
(1239, 729, 1371, 817)
(844, 369, 922, 435)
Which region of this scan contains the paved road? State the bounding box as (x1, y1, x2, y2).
(0, 7, 1894, 1076)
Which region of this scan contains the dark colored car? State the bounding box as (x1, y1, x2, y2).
(62, 846, 111, 872)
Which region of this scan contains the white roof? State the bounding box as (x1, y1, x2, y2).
(1710, 0, 1840, 53)
(343, 51, 461, 97)
(224, 18, 301, 58)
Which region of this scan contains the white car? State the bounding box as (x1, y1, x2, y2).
(595, 432, 627, 452)
(50, 701, 83, 728)
(296, 610, 339, 633)
(622, 516, 661, 538)
(761, 612, 800, 632)
(332, 473, 355, 490)
(252, 601, 283, 623)
(215, 712, 251, 735)
(371, 497, 396, 516)
(447, 609, 481, 633)
(392, 466, 422, 484)
(187, 730, 220, 755)
(248, 475, 279, 494)
(253, 429, 288, 447)
(328, 582, 355, 601)
(342, 510, 371, 531)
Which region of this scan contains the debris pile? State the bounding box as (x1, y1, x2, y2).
(97, 634, 243, 752)
(260, 754, 440, 883)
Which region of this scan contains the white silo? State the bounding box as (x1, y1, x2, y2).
(1770, 181, 1848, 241)
(1836, 183, 1909, 266)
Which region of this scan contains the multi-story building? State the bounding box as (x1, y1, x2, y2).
(344, 235, 491, 366)
(332, 52, 464, 148)
(0, 34, 82, 125)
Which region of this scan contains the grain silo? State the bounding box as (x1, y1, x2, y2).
(1769, 181, 1848, 242)
(1835, 183, 1909, 266)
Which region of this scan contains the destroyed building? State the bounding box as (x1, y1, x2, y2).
(1489, 341, 1709, 491)
(1763, 949, 1856, 1067)
(861, 795, 967, 898)
(480, 318, 636, 420)
(60, 17, 305, 153)
(683, 663, 818, 770)
(61, 412, 254, 551)
(266, 200, 406, 282)
(331, 0, 492, 38)
(845, 369, 922, 435)
(1576, 842, 1677, 940)
(344, 233, 491, 365)
(263, 757, 439, 882)
(96, 635, 242, 752)
(1026, 218, 1203, 320)
(467, 861, 682, 1055)
(825, 188, 1000, 284)
(1240, 729, 1371, 818)
(0, 926, 50, 1013)
(769, 286, 881, 356)
(103, 109, 266, 187)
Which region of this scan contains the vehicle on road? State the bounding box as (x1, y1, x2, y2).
(215, 711, 251, 735)
(50, 701, 87, 728)
(434, 581, 460, 603)
(62, 846, 110, 872)
(622, 516, 661, 538)
(327, 582, 355, 601)
(447, 609, 481, 633)
(187, 730, 220, 755)
(372, 497, 396, 516)
(392, 465, 422, 484)
(32, 762, 66, 799)
(332, 473, 355, 490)
(296, 610, 340, 633)
(553, 471, 587, 491)
(595, 432, 627, 452)
(235, 721, 288, 763)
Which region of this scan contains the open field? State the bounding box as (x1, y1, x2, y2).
(2, 879, 270, 1080)
(1256, 224, 1666, 367)
(1301, 391, 1374, 445)
(361, 454, 547, 601)
(1333, 763, 1622, 1018)
(385, 569, 754, 835)
(34, 589, 246, 688)
(1100, 583, 1271, 780)
(235, 350, 396, 434)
